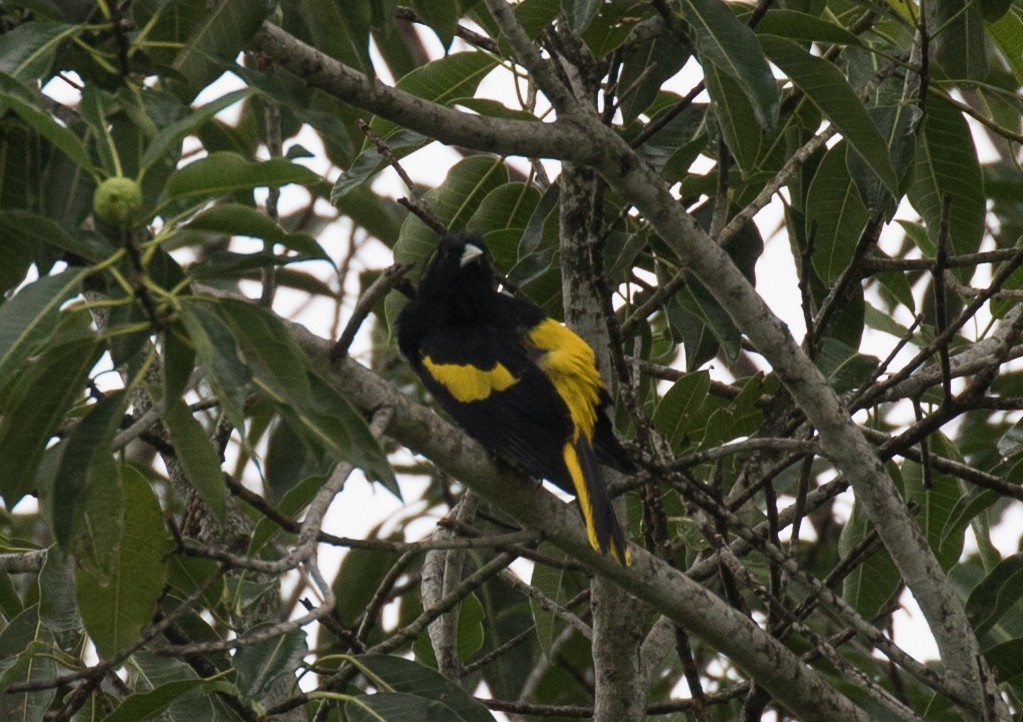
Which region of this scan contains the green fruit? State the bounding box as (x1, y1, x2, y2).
(93, 176, 143, 225)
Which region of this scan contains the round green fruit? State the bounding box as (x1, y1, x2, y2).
(93, 176, 143, 225)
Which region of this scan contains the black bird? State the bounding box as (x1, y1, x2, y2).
(396, 233, 633, 565)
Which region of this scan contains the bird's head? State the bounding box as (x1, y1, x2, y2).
(418, 233, 494, 309)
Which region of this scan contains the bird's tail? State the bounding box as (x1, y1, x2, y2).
(560, 438, 631, 566)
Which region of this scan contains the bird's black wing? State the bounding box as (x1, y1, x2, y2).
(413, 323, 575, 487)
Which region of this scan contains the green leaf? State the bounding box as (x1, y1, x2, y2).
(840, 465, 902, 618)
(813, 338, 879, 393)
(331, 129, 427, 202)
(233, 626, 307, 702)
(753, 9, 861, 45)
(162, 396, 228, 523)
(704, 62, 762, 175)
(52, 391, 129, 548)
(184, 203, 330, 259)
(0, 88, 94, 172)
(0, 336, 101, 503)
(178, 302, 251, 431)
(140, 88, 251, 173)
(932, 0, 988, 82)
(101, 679, 209, 722)
(681, 0, 779, 131)
(907, 96, 985, 264)
(346, 655, 496, 722)
(528, 544, 584, 660)
(967, 553, 1023, 638)
(618, 33, 690, 123)
(0, 636, 57, 722)
(165, 0, 273, 102)
(651, 371, 712, 451)
(846, 103, 920, 216)
(984, 638, 1023, 686)
(212, 298, 395, 490)
(76, 465, 170, 658)
(165, 152, 324, 200)
(759, 35, 900, 196)
(0, 21, 76, 82)
(989, 8, 1023, 84)
(0, 268, 86, 389)
(806, 143, 869, 282)
(373, 53, 499, 139)
(411, 0, 458, 47)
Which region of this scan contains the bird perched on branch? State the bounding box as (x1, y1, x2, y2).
(396, 232, 634, 565)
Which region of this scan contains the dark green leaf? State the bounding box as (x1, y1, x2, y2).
(682, 0, 779, 131)
(0, 268, 86, 388)
(0, 336, 101, 503)
(932, 0, 988, 81)
(967, 553, 1023, 638)
(76, 465, 170, 657)
(907, 97, 985, 265)
(165, 0, 274, 102)
(346, 655, 496, 722)
(806, 143, 869, 282)
(0, 21, 76, 82)
(813, 338, 879, 393)
(140, 88, 251, 172)
(0, 88, 94, 172)
(184, 203, 330, 259)
(234, 626, 307, 701)
(162, 396, 227, 523)
(166, 152, 324, 200)
(52, 391, 128, 548)
(760, 35, 900, 196)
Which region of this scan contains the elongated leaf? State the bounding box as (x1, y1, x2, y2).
(331, 128, 427, 202)
(372, 52, 499, 139)
(211, 298, 394, 490)
(704, 62, 762, 175)
(651, 371, 712, 450)
(806, 143, 869, 282)
(0, 21, 75, 82)
(0, 637, 57, 722)
(989, 9, 1023, 84)
(681, 0, 779, 131)
(753, 9, 861, 45)
(166, 0, 273, 102)
(760, 35, 900, 196)
(967, 553, 1023, 638)
(185, 203, 329, 259)
(178, 302, 251, 430)
(346, 655, 496, 722)
(907, 96, 985, 264)
(140, 88, 251, 172)
(0, 337, 101, 503)
(0, 268, 86, 388)
(932, 0, 988, 82)
(234, 626, 307, 702)
(76, 465, 169, 658)
(840, 465, 903, 618)
(101, 679, 208, 722)
(52, 391, 129, 548)
(166, 152, 323, 199)
(846, 103, 920, 216)
(0, 90, 94, 172)
(162, 397, 227, 522)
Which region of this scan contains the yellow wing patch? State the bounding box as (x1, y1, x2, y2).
(528, 319, 603, 441)
(422, 356, 518, 402)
